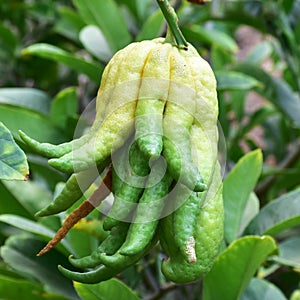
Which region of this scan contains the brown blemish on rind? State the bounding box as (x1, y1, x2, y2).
(186, 236, 197, 263)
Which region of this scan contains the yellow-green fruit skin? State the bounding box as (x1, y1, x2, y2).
(161, 166, 223, 283)
(158, 41, 224, 283)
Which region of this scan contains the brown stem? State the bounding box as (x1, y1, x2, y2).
(37, 166, 112, 256)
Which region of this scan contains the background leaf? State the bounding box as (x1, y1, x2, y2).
(223, 149, 263, 243)
(241, 278, 287, 300)
(216, 71, 262, 91)
(53, 6, 86, 43)
(22, 43, 102, 83)
(0, 274, 68, 300)
(74, 278, 140, 300)
(0, 88, 51, 114)
(233, 63, 300, 128)
(79, 25, 112, 62)
(203, 236, 277, 300)
(0, 105, 67, 143)
(272, 237, 300, 268)
(136, 10, 164, 41)
(0, 214, 71, 255)
(73, 0, 131, 52)
(182, 25, 238, 53)
(50, 87, 79, 131)
(0, 235, 79, 300)
(1, 179, 54, 216)
(0, 122, 29, 180)
(245, 189, 300, 236)
(0, 23, 18, 55)
(238, 192, 260, 236)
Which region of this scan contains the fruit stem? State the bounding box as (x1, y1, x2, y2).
(157, 0, 188, 50)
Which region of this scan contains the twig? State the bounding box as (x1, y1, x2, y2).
(157, 0, 188, 49)
(37, 166, 112, 256)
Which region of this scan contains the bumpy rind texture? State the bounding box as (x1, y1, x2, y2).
(24, 37, 224, 284)
(159, 43, 224, 283)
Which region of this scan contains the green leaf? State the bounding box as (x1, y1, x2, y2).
(136, 10, 164, 41)
(216, 71, 262, 91)
(73, 0, 131, 52)
(73, 219, 109, 241)
(74, 278, 140, 300)
(22, 43, 102, 83)
(182, 25, 238, 53)
(211, 46, 235, 71)
(79, 25, 112, 62)
(51, 87, 78, 130)
(0, 214, 72, 255)
(233, 63, 300, 128)
(0, 88, 51, 114)
(0, 274, 67, 300)
(0, 122, 29, 180)
(245, 189, 300, 236)
(241, 278, 287, 300)
(245, 41, 273, 65)
(116, 0, 153, 23)
(134, 0, 155, 22)
(27, 2, 56, 22)
(0, 105, 67, 143)
(238, 192, 260, 236)
(203, 236, 278, 300)
(0, 23, 18, 55)
(67, 228, 98, 259)
(221, 3, 267, 33)
(54, 6, 86, 42)
(223, 149, 263, 243)
(0, 181, 33, 219)
(272, 237, 300, 268)
(1, 178, 53, 216)
(26, 155, 65, 191)
(0, 235, 79, 299)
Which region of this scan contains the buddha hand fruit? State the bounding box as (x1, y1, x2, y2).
(20, 23, 223, 284)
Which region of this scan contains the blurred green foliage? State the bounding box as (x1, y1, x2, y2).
(0, 0, 300, 299)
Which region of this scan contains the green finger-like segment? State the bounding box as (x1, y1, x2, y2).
(162, 48, 205, 192)
(135, 99, 164, 158)
(69, 223, 129, 269)
(102, 181, 143, 230)
(135, 43, 172, 158)
(59, 236, 158, 284)
(35, 163, 107, 217)
(103, 141, 150, 230)
(158, 43, 222, 284)
(172, 189, 203, 263)
(160, 164, 224, 284)
(18, 130, 74, 158)
(186, 43, 219, 135)
(48, 41, 159, 173)
(119, 167, 173, 256)
(111, 167, 123, 194)
(58, 264, 118, 284)
(163, 122, 206, 192)
(98, 235, 158, 269)
(18, 43, 134, 162)
(48, 104, 133, 173)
